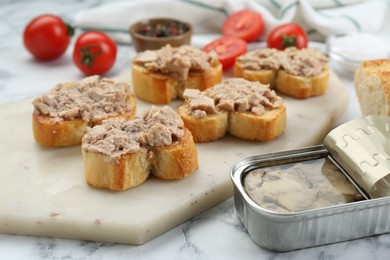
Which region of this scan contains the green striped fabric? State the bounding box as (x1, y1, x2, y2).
(72, 0, 388, 44)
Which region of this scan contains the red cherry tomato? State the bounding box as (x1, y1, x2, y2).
(23, 14, 71, 61)
(222, 9, 264, 43)
(72, 31, 117, 75)
(267, 23, 308, 50)
(203, 36, 247, 71)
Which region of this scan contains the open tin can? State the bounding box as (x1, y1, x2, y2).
(231, 116, 390, 251)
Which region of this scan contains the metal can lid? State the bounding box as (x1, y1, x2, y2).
(324, 116, 390, 198)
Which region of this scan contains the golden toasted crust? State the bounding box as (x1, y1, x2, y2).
(360, 59, 390, 71)
(177, 104, 286, 142)
(82, 129, 198, 190)
(177, 105, 228, 142)
(82, 147, 151, 191)
(233, 61, 276, 88)
(131, 62, 223, 104)
(32, 93, 137, 147)
(382, 71, 390, 96)
(233, 61, 330, 99)
(275, 67, 330, 99)
(33, 115, 88, 147)
(150, 129, 198, 180)
(354, 59, 390, 115)
(228, 105, 286, 141)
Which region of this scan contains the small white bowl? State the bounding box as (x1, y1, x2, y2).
(327, 33, 390, 75)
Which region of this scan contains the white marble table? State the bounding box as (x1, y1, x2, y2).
(1, 1, 390, 259)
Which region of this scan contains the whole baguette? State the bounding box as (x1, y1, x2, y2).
(354, 59, 390, 116)
(131, 61, 223, 104)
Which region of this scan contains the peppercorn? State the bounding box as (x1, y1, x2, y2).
(138, 21, 190, 37)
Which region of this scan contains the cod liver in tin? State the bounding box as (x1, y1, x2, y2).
(231, 116, 390, 251)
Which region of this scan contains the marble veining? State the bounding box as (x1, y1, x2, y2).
(2, 199, 390, 259)
(1, 0, 390, 259)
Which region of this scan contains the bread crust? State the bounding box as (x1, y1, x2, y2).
(359, 59, 390, 71)
(177, 105, 228, 142)
(82, 147, 151, 190)
(131, 62, 223, 104)
(354, 59, 390, 115)
(228, 105, 286, 141)
(275, 67, 330, 99)
(82, 129, 198, 190)
(150, 129, 198, 180)
(178, 104, 286, 142)
(233, 61, 277, 88)
(33, 115, 88, 147)
(233, 49, 330, 99)
(33, 91, 137, 147)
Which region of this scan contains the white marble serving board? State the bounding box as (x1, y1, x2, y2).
(0, 71, 348, 245)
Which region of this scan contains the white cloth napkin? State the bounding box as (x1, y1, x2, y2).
(73, 0, 389, 46)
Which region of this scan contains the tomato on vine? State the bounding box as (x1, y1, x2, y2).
(72, 31, 117, 75)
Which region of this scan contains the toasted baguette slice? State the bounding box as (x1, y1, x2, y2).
(82, 129, 197, 190)
(234, 47, 329, 99)
(275, 66, 330, 99)
(228, 105, 286, 141)
(32, 78, 137, 147)
(81, 106, 198, 190)
(177, 105, 228, 142)
(33, 95, 136, 147)
(178, 79, 286, 142)
(33, 115, 88, 147)
(82, 147, 151, 191)
(354, 59, 390, 116)
(233, 61, 276, 88)
(150, 129, 198, 180)
(131, 62, 223, 104)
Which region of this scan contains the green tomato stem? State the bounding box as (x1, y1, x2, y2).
(80, 44, 102, 67)
(282, 34, 296, 48)
(66, 24, 75, 37)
